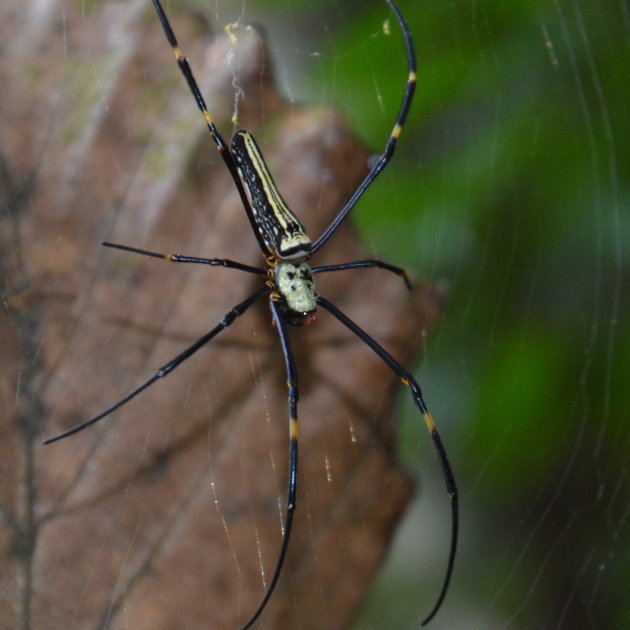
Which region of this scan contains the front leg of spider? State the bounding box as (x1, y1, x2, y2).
(237, 298, 301, 630)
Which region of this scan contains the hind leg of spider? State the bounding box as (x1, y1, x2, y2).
(43, 286, 268, 444)
(102, 242, 266, 275)
(237, 298, 299, 630)
(312, 259, 411, 290)
(310, 0, 416, 254)
(150, 0, 268, 254)
(316, 295, 457, 626)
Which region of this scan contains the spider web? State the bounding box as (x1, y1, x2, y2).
(1, 1, 628, 630)
(218, 1, 629, 629)
(324, 2, 627, 630)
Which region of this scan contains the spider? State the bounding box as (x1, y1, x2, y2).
(44, 0, 457, 627)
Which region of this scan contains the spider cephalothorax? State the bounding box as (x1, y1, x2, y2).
(273, 261, 318, 326)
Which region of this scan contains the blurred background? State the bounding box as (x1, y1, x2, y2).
(4, 0, 628, 629)
(236, 0, 629, 628)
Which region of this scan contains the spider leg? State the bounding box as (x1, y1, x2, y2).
(150, 0, 269, 255)
(316, 295, 457, 626)
(312, 259, 411, 290)
(311, 0, 416, 254)
(102, 242, 266, 275)
(238, 298, 299, 630)
(43, 286, 268, 444)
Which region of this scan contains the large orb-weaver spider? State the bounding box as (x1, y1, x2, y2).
(44, 0, 458, 627)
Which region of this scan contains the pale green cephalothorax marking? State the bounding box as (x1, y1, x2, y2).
(274, 262, 317, 317)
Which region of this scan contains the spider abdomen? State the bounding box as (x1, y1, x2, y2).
(231, 130, 312, 259)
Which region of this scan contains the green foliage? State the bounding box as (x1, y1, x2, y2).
(287, 1, 629, 628)
(245, 0, 628, 627)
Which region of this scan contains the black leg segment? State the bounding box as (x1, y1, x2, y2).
(312, 259, 411, 290)
(44, 286, 268, 444)
(317, 295, 457, 626)
(238, 298, 300, 630)
(102, 242, 266, 275)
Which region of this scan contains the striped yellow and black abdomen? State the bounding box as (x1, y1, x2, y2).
(231, 130, 311, 259)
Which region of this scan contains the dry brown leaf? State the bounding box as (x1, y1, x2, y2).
(0, 1, 443, 629)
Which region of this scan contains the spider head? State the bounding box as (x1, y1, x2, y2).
(274, 261, 318, 327)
